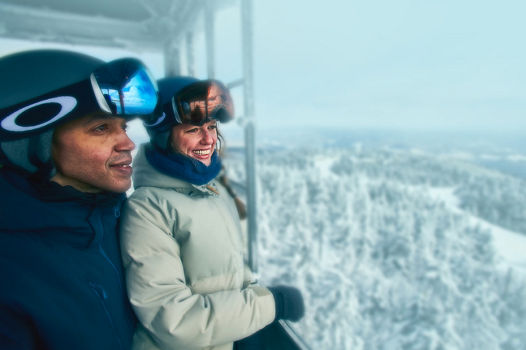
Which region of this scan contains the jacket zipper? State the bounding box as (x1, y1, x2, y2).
(89, 282, 124, 350)
(98, 245, 123, 290)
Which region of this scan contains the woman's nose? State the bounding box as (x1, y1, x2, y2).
(200, 129, 213, 144)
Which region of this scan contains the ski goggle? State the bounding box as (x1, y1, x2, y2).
(146, 80, 234, 128)
(0, 57, 158, 140)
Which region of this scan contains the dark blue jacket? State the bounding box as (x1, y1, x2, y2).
(0, 167, 136, 349)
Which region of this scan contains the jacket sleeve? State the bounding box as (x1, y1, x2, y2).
(0, 306, 37, 349)
(120, 191, 276, 349)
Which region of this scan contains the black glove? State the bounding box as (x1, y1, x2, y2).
(268, 285, 305, 322)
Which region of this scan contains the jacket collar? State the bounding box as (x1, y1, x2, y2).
(133, 145, 219, 197)
(2, 166, 124, 205)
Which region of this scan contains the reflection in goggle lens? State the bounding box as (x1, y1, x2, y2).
(100, 70, 158, 115)
(174, 81, 234, 125)
(94, 58, 158, 116)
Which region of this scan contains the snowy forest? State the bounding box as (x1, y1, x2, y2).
(224, 130, 526, 350)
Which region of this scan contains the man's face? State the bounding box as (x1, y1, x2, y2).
(51, 114, 135, 193)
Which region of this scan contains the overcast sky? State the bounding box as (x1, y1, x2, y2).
(250, 0, 525, 132)
(1, 0, 525, 136)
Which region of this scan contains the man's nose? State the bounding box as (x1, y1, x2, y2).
(115, 130, 136, 151)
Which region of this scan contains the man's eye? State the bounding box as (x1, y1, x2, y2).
(93, 124, 108, 133)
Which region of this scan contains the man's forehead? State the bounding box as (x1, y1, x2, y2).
(76, 113, 127, 125)
(53, 113, 127, 133)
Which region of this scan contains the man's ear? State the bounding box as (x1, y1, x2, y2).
(0, 128, 53, 175)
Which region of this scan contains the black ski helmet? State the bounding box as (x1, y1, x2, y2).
(0, 49, 105, 176)
(144, 76, 199, 151)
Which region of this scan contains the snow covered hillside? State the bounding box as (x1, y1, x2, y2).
(224, 145, 526, 350)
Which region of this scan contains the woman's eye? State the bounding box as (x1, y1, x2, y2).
(209, 124, 217, 130)
(186, 128, 199, 134)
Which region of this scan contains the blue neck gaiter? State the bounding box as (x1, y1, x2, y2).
(144, 144, 222, 186)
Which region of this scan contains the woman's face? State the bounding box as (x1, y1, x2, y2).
(170, 120, 218, 166)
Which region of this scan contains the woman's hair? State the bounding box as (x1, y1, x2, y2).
(217, 128, 226, 156)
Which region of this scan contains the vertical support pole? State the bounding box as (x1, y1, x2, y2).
(204, 0, 215, 78)
(241, 0, 258, 274)
(186, 31, 195, 77)
(164, 41, 181, 77)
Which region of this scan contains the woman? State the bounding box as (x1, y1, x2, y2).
(120, 76, 304, 350)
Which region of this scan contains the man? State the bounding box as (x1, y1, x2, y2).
(0, 49, 158, 349)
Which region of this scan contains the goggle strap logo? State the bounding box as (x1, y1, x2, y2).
(1, 96, 78, 132)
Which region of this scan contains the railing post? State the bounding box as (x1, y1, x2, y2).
(204, 0, 215, 79)
(241, 0, 258, 274)
(185, 31, 195, 76)
(164, 41, 181, 77)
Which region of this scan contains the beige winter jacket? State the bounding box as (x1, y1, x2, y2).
(120, 146, 275, 350)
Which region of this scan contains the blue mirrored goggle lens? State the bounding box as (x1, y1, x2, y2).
(94, 58, 158, 116)
(99, 69, 158, 115)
